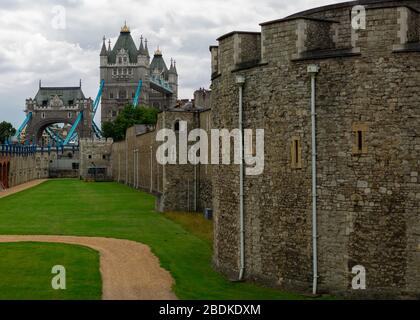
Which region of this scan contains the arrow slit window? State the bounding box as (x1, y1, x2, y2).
(291, 137, 302, 169)
(352, 123, 368, 155)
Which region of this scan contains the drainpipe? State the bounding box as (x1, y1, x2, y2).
(150, 146, 153, 193)
(125, 138, 128, 185)
(133, 150, 136, 188)
(236, 75, 246, 281)
(194, 165, 198, 212)
(308, 64, 320, 295)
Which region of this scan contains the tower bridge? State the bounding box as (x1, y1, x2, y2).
(13, 23, 178, 147)
(23, 84, 94, 146)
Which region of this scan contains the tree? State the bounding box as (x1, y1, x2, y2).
(102, 105, 158, 141)
(0, 121, 16, 144)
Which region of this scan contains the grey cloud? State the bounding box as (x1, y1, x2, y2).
(0, 0, 344, 128)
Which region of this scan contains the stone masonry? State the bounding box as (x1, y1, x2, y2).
(79, 138, 113, 181)
(210, 0, 420, 298)
(111, 108, 212, 213)
(0, 149, 50, 189)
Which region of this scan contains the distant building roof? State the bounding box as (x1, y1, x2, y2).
(34, 86, 85, 106)
(108, 26, 139, 64)
(150, 50, 168, 75)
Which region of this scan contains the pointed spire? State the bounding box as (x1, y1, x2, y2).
(108, 39, 112, 51)
(100, 36, 107, 56)
(154, 45, 162, 55)
(145, 38, 150, 58)
(121, 21, 130, 33)
(138, 35, 145, 54)
(173, 59, 178, 74)
(169, 58, 176, 74)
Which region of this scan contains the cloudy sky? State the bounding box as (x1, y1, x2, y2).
(0, 0, 342, 127)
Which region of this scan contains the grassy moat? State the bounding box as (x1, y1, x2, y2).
(0, 180, 305, 300)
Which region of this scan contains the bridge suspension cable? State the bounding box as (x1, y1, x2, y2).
(14, 112, 33, 140)
(133, 80, 143, 107)
(65, 80, 105, 145)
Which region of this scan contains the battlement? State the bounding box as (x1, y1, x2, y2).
(211, 1, 420, 73)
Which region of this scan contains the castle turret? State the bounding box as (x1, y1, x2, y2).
(137, 35, 149, 66)
(138, 36, 145, 54)
(145, 39, 150, 59)
(150, 48, 168, 78)
(168, 58, 178, 100)
(100, 36, 108, 67)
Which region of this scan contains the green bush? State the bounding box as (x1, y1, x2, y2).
(102, 105, 158, 141)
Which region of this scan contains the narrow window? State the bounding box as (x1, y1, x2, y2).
(291, 137, 302, 169)
(110, 92, 114, 99)
(352, 123, 368, 155)
(357, 131, 363, 151)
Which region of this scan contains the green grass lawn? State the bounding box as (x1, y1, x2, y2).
(163, 212, 213, 244)
(0, 242, 101, 300)
(0, 179, 305, 300)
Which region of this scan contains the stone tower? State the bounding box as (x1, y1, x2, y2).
(100, 23, 178, 124)
(148, 49, 179, 109)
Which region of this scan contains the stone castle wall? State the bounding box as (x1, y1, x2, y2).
(111, 109, 213, 212)
(211, 0, 420, 298)
(79, 138, 113, 181)
(0, 149, 50, 189)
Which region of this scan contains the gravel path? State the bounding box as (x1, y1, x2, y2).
(0, 179, 48, 199)
(0, 235, 177, 300)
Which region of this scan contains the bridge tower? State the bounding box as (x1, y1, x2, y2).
(24, 83, 93, 145)
(100, 23, 178, 123)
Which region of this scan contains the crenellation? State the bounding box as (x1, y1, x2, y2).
(210, 45, 220, 78)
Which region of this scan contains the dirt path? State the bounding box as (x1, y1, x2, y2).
(0, 235, 177, 300)
(0, 179, 48, 199)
